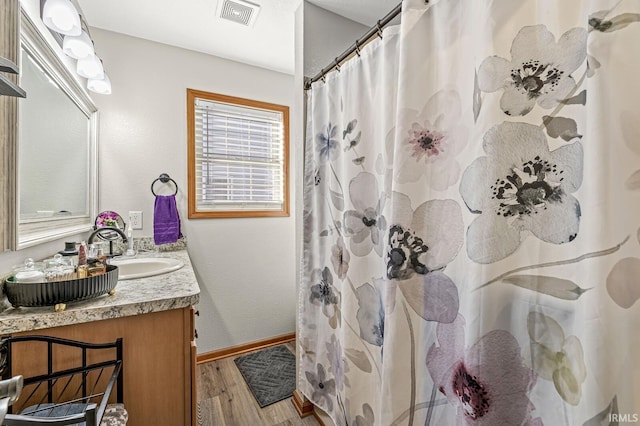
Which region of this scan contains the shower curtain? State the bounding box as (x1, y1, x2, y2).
(299, 0, 640, 424)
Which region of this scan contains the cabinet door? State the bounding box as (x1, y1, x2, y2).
(16, 308, 192, 426)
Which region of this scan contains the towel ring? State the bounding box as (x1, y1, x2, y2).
(151, 173, 178, 196)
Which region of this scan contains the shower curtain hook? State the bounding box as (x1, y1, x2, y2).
(355, 40, 361, 57)
(334, 58, 341, 72)
(376, 20, 383, 39)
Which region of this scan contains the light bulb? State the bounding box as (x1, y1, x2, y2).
(63, 30, 94, 59)
(77, 55, 104, 80)
(87, 73, 112, 95)
(42, 0, 81, 36)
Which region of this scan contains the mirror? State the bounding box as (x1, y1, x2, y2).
(16, 9, 97, 249)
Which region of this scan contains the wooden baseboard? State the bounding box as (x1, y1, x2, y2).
(196, 332, 296, 364)
(313, 409, 327, 426)
(292, 390, 314, 418)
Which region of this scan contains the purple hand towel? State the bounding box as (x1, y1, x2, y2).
(153, 195, 183, 245)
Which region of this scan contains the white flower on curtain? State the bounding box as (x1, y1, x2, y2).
(355, 280, 385, 347)
(395, 90, 469, 188)
(527, 312, 586, 406)
(427, 315, 541, 425)
(460, 122, 583, 264)
(343, 172, 387, 257)
(387, 192, 464, 322)
(326, 334, 350, 390)
(477, 25, 587, 116)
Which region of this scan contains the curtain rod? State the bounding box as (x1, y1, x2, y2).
(304, 2, 402, 90)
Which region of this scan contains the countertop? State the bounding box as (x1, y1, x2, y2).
(0, 250, 200, 335)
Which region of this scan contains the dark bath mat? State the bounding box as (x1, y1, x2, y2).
(234, 344, 296, 408)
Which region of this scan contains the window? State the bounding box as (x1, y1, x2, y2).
(187, 89, 289, 218)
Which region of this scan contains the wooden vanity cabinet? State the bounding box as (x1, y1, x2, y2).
(10, 307, 197, 426)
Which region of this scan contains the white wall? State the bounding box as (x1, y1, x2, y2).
(90, 28, 298, 353)
(303, 1, 368, 77)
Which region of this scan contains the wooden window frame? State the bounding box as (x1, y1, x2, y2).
(187, 89, 290, 219)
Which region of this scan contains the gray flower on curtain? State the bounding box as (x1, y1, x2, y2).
(386, 192, 464, 323)
(460, 122, 583, 264)
(426, 315, 540, 425)
(343, 172, 387, 257)
(316, 123, 341, 163)
(355, 281, 385, 347)
(395, 90, 469, 189)
(309, 267, 341, 329)
(353, 403, 375, 426)
(477, 25, 587, 116)
(326, 334, 350, 390)
(331, 237, 350, 280)
(305, 363, 337, 411)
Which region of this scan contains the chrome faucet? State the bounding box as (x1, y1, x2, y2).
(88, 226, 128, 258)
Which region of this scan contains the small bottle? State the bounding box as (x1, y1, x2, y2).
(77, 264, 88, 279)
(76, 241, 88, 279)
(78, 241, 88, 266)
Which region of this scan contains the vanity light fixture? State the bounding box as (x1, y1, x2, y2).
(76, 54, 104, 79)
(62, 30, 94, 59)
(87, 73, 111, 95)
(42, 0, 82, 36)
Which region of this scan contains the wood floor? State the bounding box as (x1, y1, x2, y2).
(197, 342, 321, 426)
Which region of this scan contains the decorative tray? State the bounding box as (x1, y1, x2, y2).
(4, 265, 119, 309)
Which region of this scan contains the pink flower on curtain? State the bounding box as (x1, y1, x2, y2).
(426, 316, 540, 425)
(477, 25, 587, 116)
(395, 90, 469, 189)
(460, 122, 583, 264)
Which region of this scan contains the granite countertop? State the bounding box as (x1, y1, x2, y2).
(0, 250, 200, 335)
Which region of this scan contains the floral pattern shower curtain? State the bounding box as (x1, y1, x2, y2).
(300, 0, 640, 424)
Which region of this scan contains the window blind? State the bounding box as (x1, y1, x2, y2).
(194, 98, 285, 212)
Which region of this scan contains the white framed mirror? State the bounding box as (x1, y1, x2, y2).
(16, 8, 97, 249)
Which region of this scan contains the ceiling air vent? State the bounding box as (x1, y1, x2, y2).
(217, 0, 261, 27)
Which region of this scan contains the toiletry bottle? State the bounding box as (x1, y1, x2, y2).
(77, 241, 88, 278)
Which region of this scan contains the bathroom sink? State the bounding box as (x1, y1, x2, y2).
(111, 257, 184, 280)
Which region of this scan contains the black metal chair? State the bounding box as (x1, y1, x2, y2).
(0, 336, 126, 426)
